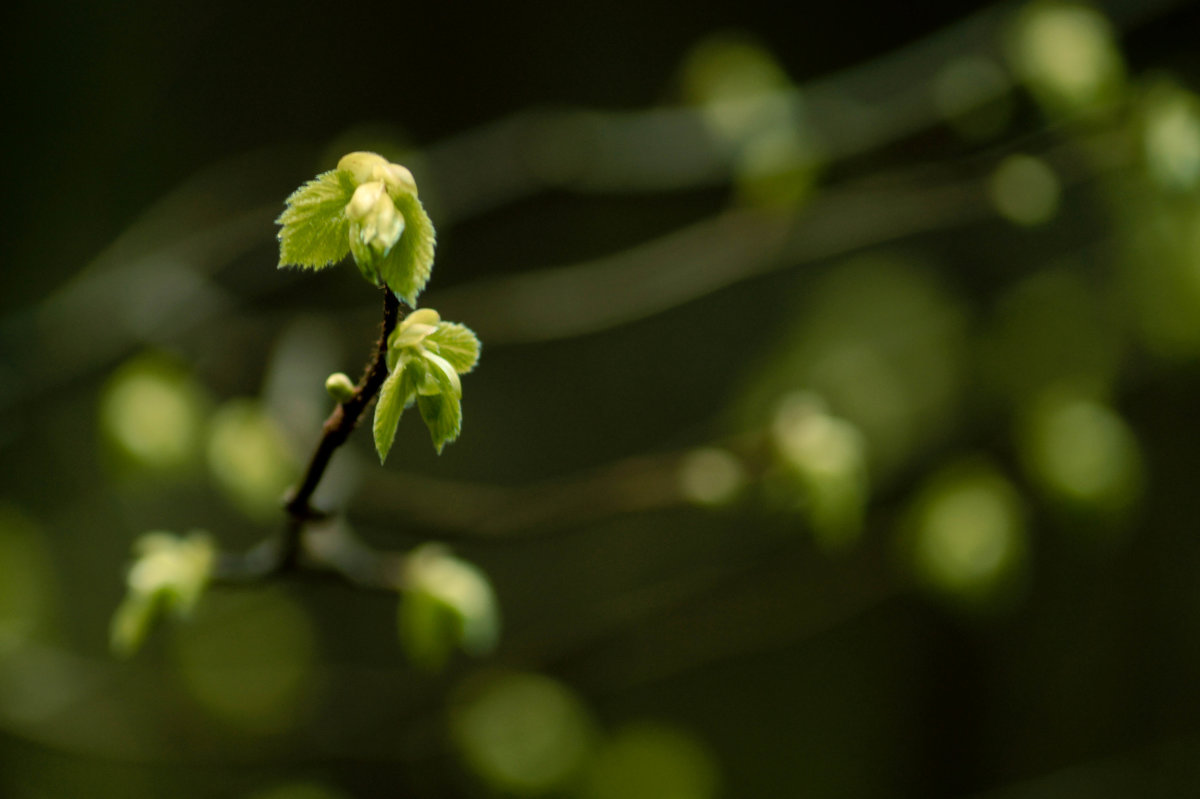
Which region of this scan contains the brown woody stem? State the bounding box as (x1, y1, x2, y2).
(275, 287, 403, 572)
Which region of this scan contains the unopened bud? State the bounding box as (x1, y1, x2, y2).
(403, 308, 442, 328)
(325, 372, 356, 402)
(338, 152, 420, 198)
(337, 151, 390, 185)
(382, 163, 418, 197)
(347, 181, 405, 256)
(346, 180, 385, 220)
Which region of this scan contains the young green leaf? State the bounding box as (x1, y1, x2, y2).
(276, 170, 356, 270)
(378, 191, 436, 306)
(391, 322, 439, 350)
(386, 308, 439, 370)
(423, 351, 462, 398)
(373, 358, 420, 463)
(426, 322, 481, 374)
(403, 308, 443, 328)
(417, 390, 463, 454)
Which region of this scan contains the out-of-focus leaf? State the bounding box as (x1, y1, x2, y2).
(109, 592, 158, 660)
(399, 545, 500, 671)
(769, 393, 869, 551)
(110, 531, 215, 657)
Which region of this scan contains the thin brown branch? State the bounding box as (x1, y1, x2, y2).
(210, 287, 404, 583)
(275, 287, 403, 572)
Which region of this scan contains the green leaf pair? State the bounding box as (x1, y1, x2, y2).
(374, 308, 481, 461)
(276, 152, 436, 305)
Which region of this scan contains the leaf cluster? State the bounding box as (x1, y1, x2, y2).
(279, 151, 481, 461)
(277, 152, 436, 306)
(111, 153, 490, 670)
(375, 308, 481, 461)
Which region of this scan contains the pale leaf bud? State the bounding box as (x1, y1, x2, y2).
(347, 181, 405, 256)
(381, 162, 418, 198)
(325, 372, 356, 402)
(337, 151, 391, 185)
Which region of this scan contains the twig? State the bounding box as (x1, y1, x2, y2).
(275, 287, 402, 572)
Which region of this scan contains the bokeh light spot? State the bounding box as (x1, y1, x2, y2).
(1141, 81, 1200, 192)
(990, 154, 1060, 226)
(1019, 390, 1142, 514)
(678, 447, 747, 506)
(905, 460, 1026, 606)
(1010, 1, 1125, 116)
(451, 671, 596, 795)
(100, 354, 206, 470)
(206, 400, 298, 520)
